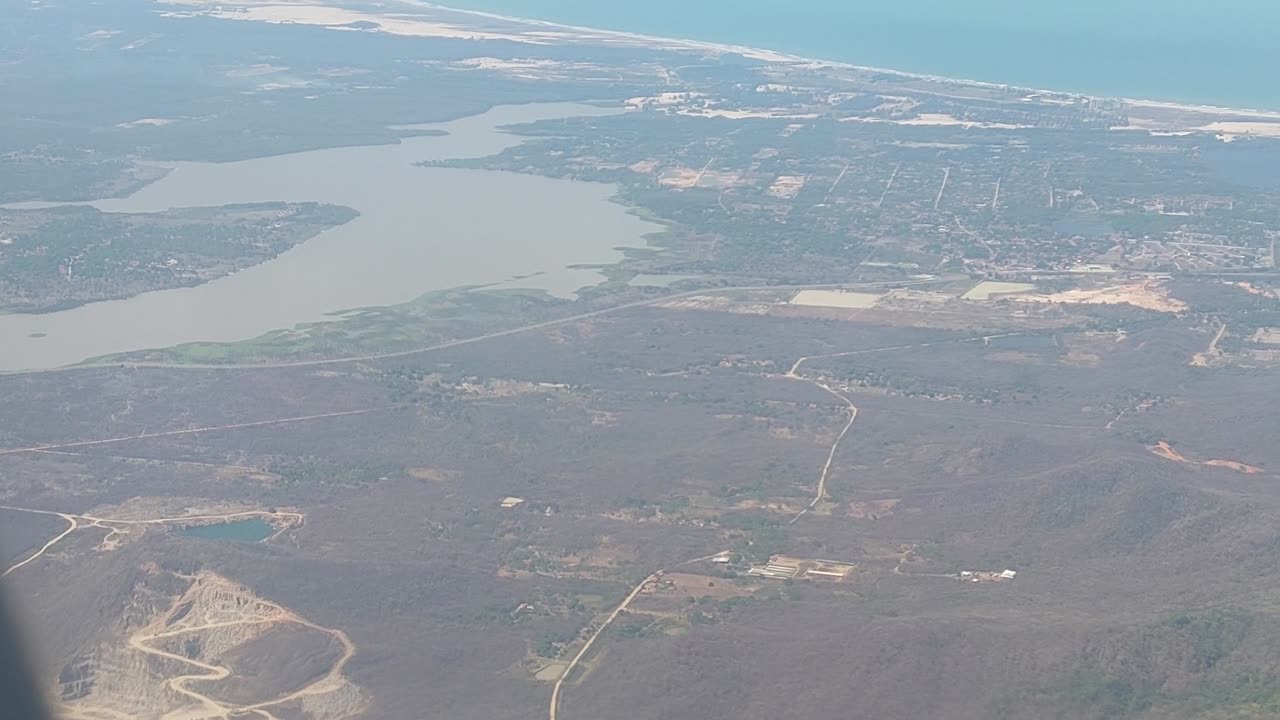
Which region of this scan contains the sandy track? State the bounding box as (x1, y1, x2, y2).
(2, 512, 78, 577)
(127, 625, 234, 718)
(779, 372, 858, 525)
(1191, 320, 1228, 366)
(0, 407, 397, 457)
(785, 331, 1029, 376)
(31, 448, 264, 473)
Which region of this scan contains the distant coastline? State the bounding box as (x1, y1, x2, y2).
(422, 1, 1280, 120)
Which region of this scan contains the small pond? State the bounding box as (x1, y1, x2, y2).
(179, 518, 275, 542)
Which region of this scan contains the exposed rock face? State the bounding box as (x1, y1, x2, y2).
(59, 570, 365, 720)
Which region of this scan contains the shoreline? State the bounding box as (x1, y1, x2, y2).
(413, 1, 1280, 120)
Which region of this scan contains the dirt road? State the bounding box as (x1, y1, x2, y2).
(0, 406, 397, 457)
(780, 371, 858, 525)
(548, 573, 654, 720)
(547, 326, 888, 720)
(1191, 320, 1228, 366)
(0, 504, 304, 577)
(128, 623, 236, 718)
(786, 332, 1029, 377)
(2, 512, 77, 577)
(549, 551, 726, 720)
(241, 612, 357, 713)
(118, 574, 357, 720)
(778, 330, 1043, 523)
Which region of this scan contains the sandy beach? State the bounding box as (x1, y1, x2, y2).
(158, 0, 1280, 129)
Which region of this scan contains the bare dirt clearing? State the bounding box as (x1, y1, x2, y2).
(1203, 459, 1265, 474)
(789, 290, 884, 309)
(1148, 441, 1265, 475)
(961, 281, 1035, 301)
(1016, 280, 1188, 313)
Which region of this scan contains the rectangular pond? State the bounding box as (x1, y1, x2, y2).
(179, 518, 276, 542)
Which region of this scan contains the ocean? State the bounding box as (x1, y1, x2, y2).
(440, 0, 1280, 110)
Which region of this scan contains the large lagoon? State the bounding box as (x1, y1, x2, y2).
(0, 103, 659, 371)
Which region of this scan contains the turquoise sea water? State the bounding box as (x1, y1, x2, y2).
(443, 0, 1280, 110)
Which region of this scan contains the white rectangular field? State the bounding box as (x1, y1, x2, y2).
(789, 290, 884, 309)
(1251, 328, 1280, 345)
(961, 281, 1036, 300)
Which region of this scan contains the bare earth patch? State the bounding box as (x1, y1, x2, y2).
(768, 175, 807, 199)
(1198, 121, 1280, 140)
(1150, 441, 1190, 464)
(789, 290, 884, 309)
(657, 166, 745, 190)
(846, 499, 900, 519)
(1017, 280, 1188, 313)
(1250, 328, 1280, 345)
(1204, 459, 1264, 474)
(1149, 442, 1264, 475)
(962, 281, 1036, 301)
(407, 467, 460, 482)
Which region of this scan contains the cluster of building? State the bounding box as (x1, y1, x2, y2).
(747, 555, 856, 582)
(639, 574, 678, 595)
(498, 496, 556, 516)
(959, 569, 1018, 583)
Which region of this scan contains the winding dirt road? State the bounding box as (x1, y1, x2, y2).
(128, 622, 237, 719)
(780, 371, 858, 525)
(778, 331, 1038, 522)
(547, 336, 893, 720)
(241, 613, 357, 714)
(119, 575, 356, 720)
(548, 330, 1049, 720)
